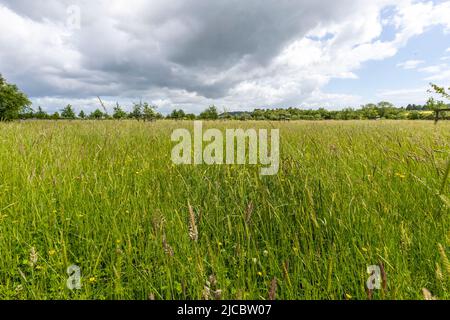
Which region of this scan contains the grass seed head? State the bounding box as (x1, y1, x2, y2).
(188, 202, 198, 242)
(29, 247, 38, 267)
(269, 278, 277, 300)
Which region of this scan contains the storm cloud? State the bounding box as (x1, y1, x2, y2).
(1, 0, 449, 113)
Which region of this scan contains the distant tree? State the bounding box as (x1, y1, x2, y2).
(199, 106, 219, 120)
(142, 103, 158, 122)
(251, 109, 267, 120)
(61, 104, 76, 119)
(89, 109, 104, 120)
(337, 108, 357, 120)
(361, 104, 380, 120)
(169, 109, 186, 120)
(19, 105, 34, 119)
(427, 83, 450, 123)
(407, 111, 420, 120)
(129, 103, 143, 120)
(427, 83, 450, 111)
(51, 112, 60, 120)
(35, 106, 49, 119)
(0, 74, 32, 121)
(113, 103, 128, 120)
(78, 110, 86, 119)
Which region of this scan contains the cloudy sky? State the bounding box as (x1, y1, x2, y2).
(0, 0, 450, 114)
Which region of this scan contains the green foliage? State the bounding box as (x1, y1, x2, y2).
(51, 112, 60, 120)
(0, 74, 31, 121)
(427, 84, 450, 111)
(169, 109, 186, 120)
(113, 103, 128, 120)
(61, 105, 76, 119)
(185, 113, 197, 120)
(199, 105, 219, 120)
(78, 110, 86, 119)
(89, 109, 105, 120)
(35, 107, 49, 119)
(129, 103, 143, 120)
(142, 103, 158, 122)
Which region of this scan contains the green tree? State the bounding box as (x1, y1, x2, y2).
(199, 106, 219, 120)
(361, 104, 380, 120)
(169, 109, 186, 120)
(19, 105, 34, 119)
(78, 110, 86, 119)
(89, 109, 104, 120)
(427, 83, 450, 123)
(427, 83, 450, 111)
(129, 103, 143, 120)
(35, 106, 49, 119)
(113, 103, 128, 120)
(61, 104, 76, 119)
(51, 112, 60, 120)
(0, 74, 31, 121)
(142, 103, 158, 122)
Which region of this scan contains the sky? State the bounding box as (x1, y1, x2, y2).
(0, 0, 450, 115)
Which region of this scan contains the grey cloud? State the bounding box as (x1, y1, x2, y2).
(1, 0, 444, 112)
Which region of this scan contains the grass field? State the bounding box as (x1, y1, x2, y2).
(0, 120, 449, 300)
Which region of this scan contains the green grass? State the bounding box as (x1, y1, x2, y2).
(0, 120, 449, 300)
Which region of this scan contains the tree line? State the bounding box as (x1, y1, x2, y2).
(1, 73, 449, 121)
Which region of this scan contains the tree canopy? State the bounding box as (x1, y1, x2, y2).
(0, 74, 31, 121)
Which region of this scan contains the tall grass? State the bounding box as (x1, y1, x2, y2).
(0, 120, 448, 300)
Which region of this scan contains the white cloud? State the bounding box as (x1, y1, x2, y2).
(377, 87, 428, 105)
(417, 63, 450, 83)
(1, 0, 450, 112)
(397, 60, 424, 70)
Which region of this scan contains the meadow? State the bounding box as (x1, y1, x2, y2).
(0, 120, 449, 300)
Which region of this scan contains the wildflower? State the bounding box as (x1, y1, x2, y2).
(48, 250, 56, 256)
(263, 250, 269, 257)
(89, 277, 97, 283)
(395, 172, 406, 179)
(257, 272, 263, 277)
(345, 293, 352, 300)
